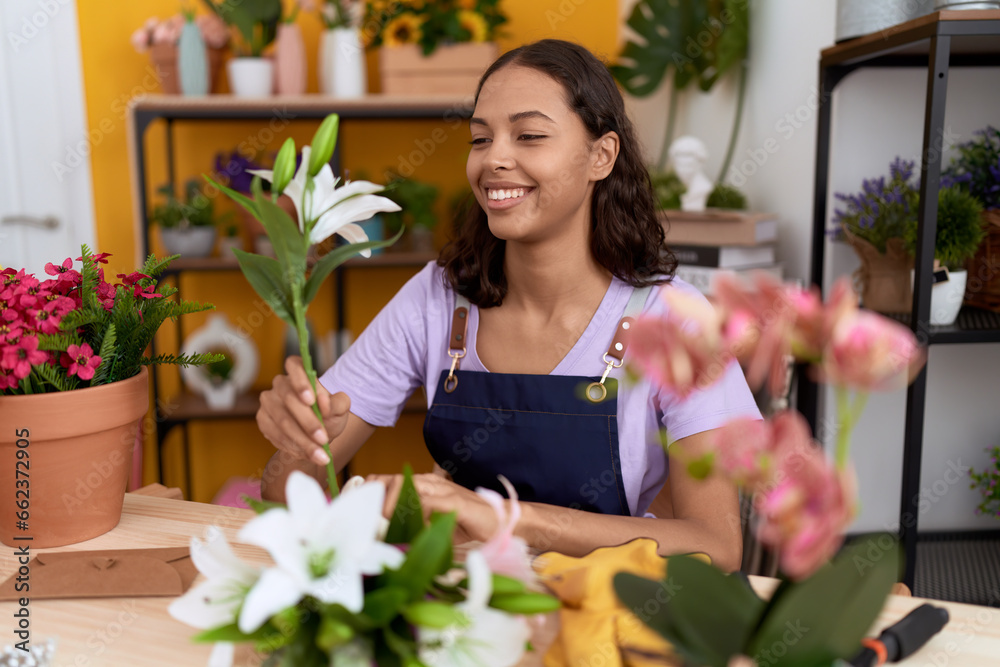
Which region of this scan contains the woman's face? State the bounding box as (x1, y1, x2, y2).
(466, 65, 612, 245)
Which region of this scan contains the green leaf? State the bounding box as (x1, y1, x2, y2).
(253, 184, 307, 278)
(232, 249, 295, 325)
(383, 512, 457, 601)
(402, 601, 469, 629)
(488, 592, 562, 614)
(243, 495, 286, 514)
(362, 586, 410, 627)
(301, 230, 404, 307)
(613, 556, 765, 667)
(204, 172, 260, 222)
(308, 114, 340, 177)
(385, 464, 424, 545)
(746, 535, 900, 665)
(193, 622, 274, 643)
(271, 137, 297, 196)
(90, 322, 118, 385)
(316, 615, 355, 650)
(491, 573, 527, 595)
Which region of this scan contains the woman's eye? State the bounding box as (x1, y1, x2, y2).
(469, 137, 490, 146)
(519, 134, 545, 141)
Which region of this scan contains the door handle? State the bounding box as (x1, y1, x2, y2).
(1, 214, 59, 229)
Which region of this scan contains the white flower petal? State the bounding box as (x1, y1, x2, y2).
(318, 481, 387, 562)
(309, 563, 365, 612)
(189, 527, 258, 583)
(464, 550, 493, 611)
(238, 568, 304, 633)
(208, 642, 235, 667)
(359, 541, 405, 575)
(237, 509, 307, 580)
(168, 578, 243, 630)
(285, 470, 331, 533)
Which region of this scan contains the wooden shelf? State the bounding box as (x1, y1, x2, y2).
(162, 251, 436, 275)
(160, 389, 426, 423)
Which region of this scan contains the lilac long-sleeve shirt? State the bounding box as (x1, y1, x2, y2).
(320, 262, 761, 516)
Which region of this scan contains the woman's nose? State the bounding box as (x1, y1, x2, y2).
(485, 138, 515, 171)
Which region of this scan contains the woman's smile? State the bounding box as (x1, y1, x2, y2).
(484, 182, 535, 209)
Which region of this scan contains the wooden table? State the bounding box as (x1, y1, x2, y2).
(2, 495, 999, 666)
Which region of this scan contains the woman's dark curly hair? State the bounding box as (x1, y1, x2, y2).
(438, 38, 675, 307)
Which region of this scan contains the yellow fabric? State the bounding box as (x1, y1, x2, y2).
(536, 539, 710, 667)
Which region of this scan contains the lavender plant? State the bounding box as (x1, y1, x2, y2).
(833, 158, 919, 254)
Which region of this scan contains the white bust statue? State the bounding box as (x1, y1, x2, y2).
(668, 135, 713, 212)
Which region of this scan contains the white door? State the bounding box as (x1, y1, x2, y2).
(0, 0, 95, 277)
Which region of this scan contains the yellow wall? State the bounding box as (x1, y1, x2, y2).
(75, 0, 618, 502)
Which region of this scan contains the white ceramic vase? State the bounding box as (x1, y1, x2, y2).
(836, 0, 935, 42)
(180, 314, 260, 407)
(319, 28, 366, 98)
(160, 226, 216, 257)
(911, 269, 968, 325)
(934, 1, 1000, 8)
(227, 57, 274, 97)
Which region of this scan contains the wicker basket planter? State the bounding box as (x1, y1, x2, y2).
(963, 209, 1000, 311)
(378, 42, 498, 95)
(843, 227, 914, 313)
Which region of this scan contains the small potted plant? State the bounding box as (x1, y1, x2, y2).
(364, 0, 508, 94)
(201, 351, 237, 409)
(382, 173, 440, 252)
(942, 125, 1000, 311)
(201, 0, 282, 96)
(834, 157, 920, 313)
(903, 186, 985, 325)
(130, 13, 229, 94)
(149, 178, 219, 258)
(969, 445, 1000, 520)
(217, 222, 243, 258)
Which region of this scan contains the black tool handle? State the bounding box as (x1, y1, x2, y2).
(879, 603, 950, 661)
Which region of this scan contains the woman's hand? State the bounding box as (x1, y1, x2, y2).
(366, 473, 499, 544)
(257, 356, 352, 467)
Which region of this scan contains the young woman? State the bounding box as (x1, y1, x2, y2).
(257, 39, 760, 572)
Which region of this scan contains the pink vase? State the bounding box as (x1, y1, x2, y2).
(273, 23, 307, 95)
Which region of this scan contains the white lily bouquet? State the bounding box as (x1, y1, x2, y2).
(169, 116, 559, 665)
(169, 468, 558, 666)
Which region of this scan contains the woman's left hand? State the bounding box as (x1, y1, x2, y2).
(365, 473, 500, 544)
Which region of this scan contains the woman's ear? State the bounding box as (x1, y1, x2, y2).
(590, 132, 620, 181)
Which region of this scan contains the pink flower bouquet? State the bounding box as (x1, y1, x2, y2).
(615, 272, 926, 667)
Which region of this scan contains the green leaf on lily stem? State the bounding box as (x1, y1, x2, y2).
(383, 512, 456, 601)
(402, 600, 469, 629)
(385, 463, 424, 545)
(232, 249, 295, 326)
(362, 586, 409, 627)
(192, 621, 274, 643)
(613, 556, 765, 667)
(308, 114, 340, 177)
(302, 229, 404, 307)
(252, 179, 307, 278)
(316, 615, 355, 650)
(271, 137, 297, 197)
(242, 495, 286, 514)
(488, 591, 562, 614)
(491, 573, 527, 595)
(747, 535, 900, 665)
(203, 173, 259, 222)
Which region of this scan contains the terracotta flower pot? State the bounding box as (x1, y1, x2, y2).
(843, 227, 914, 314)
(0, 368, 149, 548)
(149, 42, 226, 94)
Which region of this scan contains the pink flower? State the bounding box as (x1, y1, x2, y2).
(151, 15, 184, 45)
(27, 307, 61, 335)
(62, 343, 101, 381)
(822, 310, 925, 391)
(0, 368, 17, 391)
(704, 416, 777, 488)
(474, 476, 534, 584)
(1, 335, 48, 379)
(196, 13, 230, 49)
(629, 288, 731, 398)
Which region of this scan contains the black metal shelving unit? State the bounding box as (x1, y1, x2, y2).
(796, 9, 1000, 595)
(126, 94, 472, 498)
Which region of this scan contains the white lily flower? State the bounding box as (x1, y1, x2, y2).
(248, 146, 400, 257)
(417, 550, 531, 667)
(167, 526, 262, 667)
(237, 471, 405, 633)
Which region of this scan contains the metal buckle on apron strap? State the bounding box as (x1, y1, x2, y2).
(586, 316, 634, 404)
(445, 302, 469, 393)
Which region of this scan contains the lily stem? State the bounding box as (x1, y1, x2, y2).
(834, 386, 868, 470)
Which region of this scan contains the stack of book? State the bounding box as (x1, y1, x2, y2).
(659, 209, 783, 296)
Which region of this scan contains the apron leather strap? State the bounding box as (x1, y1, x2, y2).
(588, 285, 653, 403)
(445, 294, 471, 393)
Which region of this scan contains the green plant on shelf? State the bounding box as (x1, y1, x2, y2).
(380, 173, 440, 234)
(969, 445, 1000, 519)
(149, 179, 219, 230)
(903, 186, 985, 271)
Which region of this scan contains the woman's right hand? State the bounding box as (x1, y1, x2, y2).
(256, 356, 351, 467)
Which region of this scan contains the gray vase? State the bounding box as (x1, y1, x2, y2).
(934, 1, 1000, 9)
(160, 226, 216, 258)
(836, 0, 936, 42)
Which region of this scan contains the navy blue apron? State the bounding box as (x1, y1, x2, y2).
(422, 286, 651, 516)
